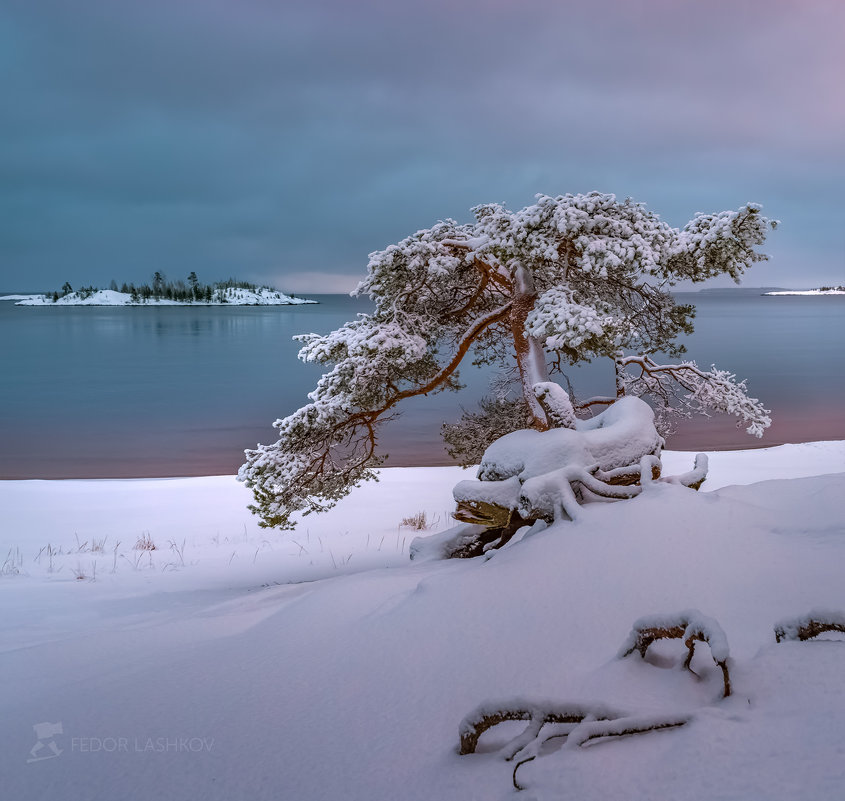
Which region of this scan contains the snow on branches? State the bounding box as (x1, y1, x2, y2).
(524, 287, 615, 354)
(669, 203, 777, 283)
(239, 192, 775, 530)
(613, 355, 771, 437)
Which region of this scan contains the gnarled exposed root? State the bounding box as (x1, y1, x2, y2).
(458, 700, 691, 792)
(452, 452, 708, 545)
(438, 507, 531, 559)
(453, 498, 515, 529)
(593, 457, 662, 486)
(774, 610, 845, 643)
(618, 610, 732, 698)
(566, 714, 691, 749)
(661, 453, 709, 490)
(511, 713, 691, 790)
(440, 397, 712, 559)
(458, 701, 619, 756)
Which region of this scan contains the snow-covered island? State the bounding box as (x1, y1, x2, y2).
(763, 285, 845, 296)
(4, 287, 314, 306)
(2, 276, 315, 306)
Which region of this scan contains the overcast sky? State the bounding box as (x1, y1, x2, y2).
(2, 0, 843, 293)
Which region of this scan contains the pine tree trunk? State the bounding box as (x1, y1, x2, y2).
(510, 262, 551, 430)
(615, 351, 626, 398)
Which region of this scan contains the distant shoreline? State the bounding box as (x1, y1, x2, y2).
(762, 287, 845, 296)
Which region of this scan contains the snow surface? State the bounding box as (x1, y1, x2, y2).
(4, 288, 315, 306)
(2, 440, 845, 800)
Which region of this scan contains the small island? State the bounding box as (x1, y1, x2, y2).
(763, 285, 845, 296)
(2, 273, 315, 306)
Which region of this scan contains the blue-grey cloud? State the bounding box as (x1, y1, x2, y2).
(1, 0, 843, 292)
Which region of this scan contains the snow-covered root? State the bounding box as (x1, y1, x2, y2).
(408, 523, 489, 561)
(440, 397, 710, 559)
(453, 397, 684, 523)
(458, 700, 691, 792)
(516, 453, 704, 524)
(565, 713, 692, 749)
(774, 610, 845, 643)
(452, 479, 522, 528)
(456, 460, 654, 528)
(660, 452, 709, 490)
(511, 713, 692, 791)
(618, 609, 732, 697)
(408, 513, 533, 561)
(518, 466, 591, 522)
(592, 456, 662, 486)
(458, 700, 623, 756)
(453, 453, 707, 529)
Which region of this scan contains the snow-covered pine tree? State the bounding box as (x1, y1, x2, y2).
(239, 192, 775, 529)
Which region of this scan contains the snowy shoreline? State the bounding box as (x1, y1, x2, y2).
(3, 440, 845, 801)
(4, 441, 844, 551)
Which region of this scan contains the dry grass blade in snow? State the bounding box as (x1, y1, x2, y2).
(134, 531, 156, 551)
(400, 511, 430, 530)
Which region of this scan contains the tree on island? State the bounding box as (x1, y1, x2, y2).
(239, 192, 776, 537)
(187, 271, 200, 300)
(152, 271, 165, 298)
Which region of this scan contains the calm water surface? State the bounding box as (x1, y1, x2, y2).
(1, 290, 843, 478)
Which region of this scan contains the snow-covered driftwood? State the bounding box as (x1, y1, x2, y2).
(774, 610, 845, 643)
(618, 609, 732, 697)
